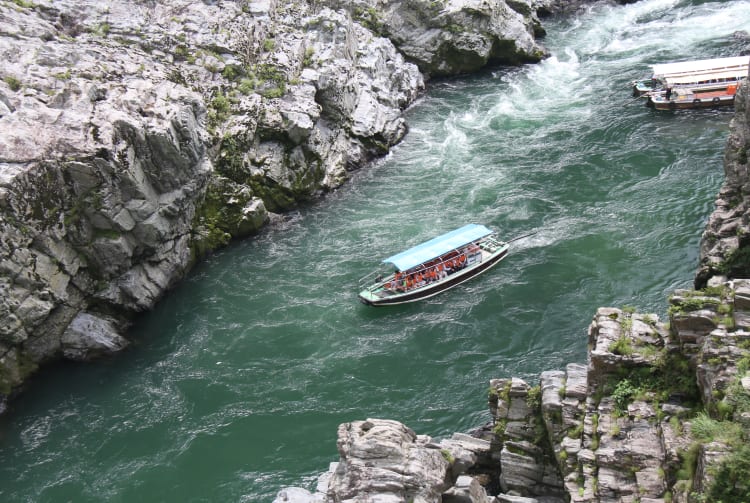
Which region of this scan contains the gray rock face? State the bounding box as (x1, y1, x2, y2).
(696, 73, 750, 287)
(327, 0, 548, 77)
(61, 312, 129, 361)
(327, 419, 451, 501)
(0, 0, 428, 399)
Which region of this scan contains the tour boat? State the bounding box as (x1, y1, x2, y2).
(648, 84, 738, 110)
(357, 224, 513, 306)
(632, 55, 749, 96)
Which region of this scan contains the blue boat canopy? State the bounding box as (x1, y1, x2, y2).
(383, 224, 493, 271)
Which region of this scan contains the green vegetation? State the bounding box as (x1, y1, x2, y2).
(207, 91, 232, 132)
(174, 44, 191, 61)
(690, 412, 742, 444)
(601, 351, 700, 413)
(668, 295, 721, 316)
(222, 64, 242, 81)
(492, 418, 507, 442)
(612, 379, 639, 413)
(11, 0, 35, 8)
(254, 63, 286, 98)
(567, 422, 583, 439)
(665, 344, 750, 501)
(440, 449, 455, 464)
(611, 335, 633, 356)
(92, 22, 111, 37)
(353, 6, 384, 34)
(54, 69, 72, 81)
(303, 46, 315, 67)
(708, 444, 750, 502)
(717, 247, 750, 279)
(610, 422, 621, 437)
(738, 146, 748, 165)
(3, 75, 21, 91)
(238, 78, 255, 95)
(526, 385, 541, 409)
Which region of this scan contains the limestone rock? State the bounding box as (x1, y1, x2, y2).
(336, 0, 548, 77)
(442, 475, 491, 502)
(60, 312, 129, 361)
(0, 0, 429, 401)
(272, 487, 326, 503)
(327, 418, 451, 501)
(696, 73, 750, 287)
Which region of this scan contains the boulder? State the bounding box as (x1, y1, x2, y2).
(345, 0, 548, 77)
(327, 418, 451, 501)
(60, 312, 129, 361)
(443, 475, 491, 502)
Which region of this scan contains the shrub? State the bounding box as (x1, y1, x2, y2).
(611, 336, 633, 356)
(440, 449, 455, 464)
(568, 423, 584, 439)
(610, 423, 621, 437)
(238, 78, 255, 95)
(708, 444, 750, 501)
(612, 379, 639, 413)
(526, 385, 541, 409)
(3, 75, 21, 91)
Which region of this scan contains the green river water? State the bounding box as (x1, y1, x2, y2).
(2, 0, 750, 501)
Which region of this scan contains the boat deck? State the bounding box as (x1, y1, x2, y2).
(649, 87, 736, 110)
(371, 247, 494, 299)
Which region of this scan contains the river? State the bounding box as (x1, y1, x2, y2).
(1, 0, 749, 501)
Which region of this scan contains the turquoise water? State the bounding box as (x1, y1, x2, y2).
(1, 1, 750, 501)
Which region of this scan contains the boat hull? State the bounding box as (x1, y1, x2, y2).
(358, 248, 509, 306)
(650, 94, 735, 110)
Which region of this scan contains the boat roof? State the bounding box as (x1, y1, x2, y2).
(651, 56, 749, 78)
(664, 69, 747, 86)
(383, 224, 493, 271)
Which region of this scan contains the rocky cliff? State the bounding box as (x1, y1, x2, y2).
(696, 72, 750, 288)
(0, 0, 550, 410)
(274, 80, 750, 502)
(277, 286, 750, 503)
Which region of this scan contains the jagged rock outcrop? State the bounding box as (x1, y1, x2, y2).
(321, 0, 549, 77)
(696, 70, 750, 288)
(328, 419, 452, 501)
(277, 279, 750, 501)
(270, 57, 750, 503)
(0, 0, 560, 403)
(0, 0, 426, 400)
(0, 0, 551, 405)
